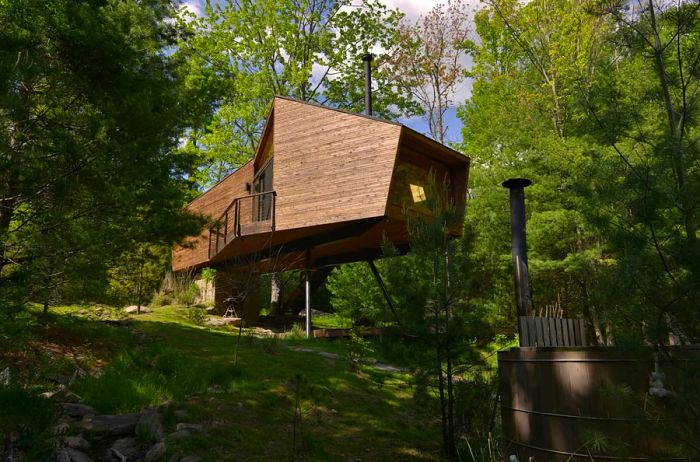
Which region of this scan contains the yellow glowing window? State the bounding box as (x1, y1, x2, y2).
(410, 184, 427, 203)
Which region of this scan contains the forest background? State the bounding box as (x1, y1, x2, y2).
(2, 0, 699, 457)
(2, 0, 699, 355)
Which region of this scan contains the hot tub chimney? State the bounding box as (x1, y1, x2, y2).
(362, 53, 373, 116)
(502, 178, 533, 324)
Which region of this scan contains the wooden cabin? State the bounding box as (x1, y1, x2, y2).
(172, 96, 469, 322)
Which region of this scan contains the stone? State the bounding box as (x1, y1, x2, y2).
(42, 389, 83, 403)
(47, 373, 73, 386)
(167, 430, 192, 440)
(167, 455, 180, 462)
(205, 317, 241, 327)
(62, 403, 96, 418)
(65, 448, 94, 462)
(109, 437, 140, 461)
(318, 351, 339, 359)
(57, 449, 71, 462)
(175, 423, 203, 434)
(76, 413, 139, 436)
(297, 308, 330, 318)
(138, 407, 165, 441)
(173, 409, 188, 420)
(145, 441, 166, 462)
(64, 435, 90, 449)
(180, 457, 201, 462)
(124, 306, 150, 314)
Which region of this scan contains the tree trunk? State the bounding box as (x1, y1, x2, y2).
(270, 272, 284, 316)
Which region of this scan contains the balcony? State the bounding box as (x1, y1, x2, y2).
(208, 191, 276, 259)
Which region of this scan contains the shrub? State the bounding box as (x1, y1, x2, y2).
(346, 328, 373, 371)
(150, 289, 170, 307)
(184, 307, 207, 326)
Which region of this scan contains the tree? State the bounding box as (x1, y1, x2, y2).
(459, 0, 613, 342)
(177, 0, 419, 187)
(0, 0, 202, 313)
(579, 0, 700, 343)
(391, 0, 472, 143)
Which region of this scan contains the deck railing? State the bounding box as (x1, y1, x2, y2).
(208, 191, 276, 259)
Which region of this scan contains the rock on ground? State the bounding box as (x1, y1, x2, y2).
(64, 435, 90, 449)
(124, 306, 150, 314)
(174, 423, 203, 434)
(108, 437, 140, 461)
(76, 414, 139, 436)
(63, 448, 94, 462)
(62, 403, 96, 418)
(145, 441, 166, 462)
(137, 407, 165, 441)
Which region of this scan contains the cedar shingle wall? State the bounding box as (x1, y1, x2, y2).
(272, 98, 401, 230)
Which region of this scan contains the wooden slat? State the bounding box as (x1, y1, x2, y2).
(534, 318, 544, 347)
(528, 317, 538, 347)
(578, 319, 587, 346)
(548, 318, 557, 346)
(554, 318, 563, 346)
(540, 318, 550, 347)
(561, 318, 570, 346)
(519, 317, 530, 346)
(568, 319, 575, 345)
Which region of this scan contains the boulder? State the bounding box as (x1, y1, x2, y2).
(64, 448, 94, 462)
(145, 441, 166, 462)
(76, 413, 139, 436)
(47, 389, 83, 403)
(137, 408, 165, 441)
(64, 435, 90, 449)
(108, 437, 140, 461)
(175, 423, 202, 434)
(124, 306, 150, 314)
(62, 403, 96, 418)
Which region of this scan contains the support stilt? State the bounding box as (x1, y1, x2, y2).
(367, 260, 401, 326)
(305, 250, 312, 338)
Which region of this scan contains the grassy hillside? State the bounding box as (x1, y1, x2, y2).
(0, 305, 444, 461)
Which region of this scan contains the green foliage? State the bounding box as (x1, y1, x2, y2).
(0, 386, 56, 460)
(108, 244, 171, 306)
(346, 329, 374, 371)
(184, 306, 207, 326)
(71, 346, 236, 414)
(176, 0, 419, 187)
(0, 0, 204, 312)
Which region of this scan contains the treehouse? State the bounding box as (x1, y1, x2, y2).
(172, 96, 469, 327)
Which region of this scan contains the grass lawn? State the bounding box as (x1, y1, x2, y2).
(0, 305, 443, 461)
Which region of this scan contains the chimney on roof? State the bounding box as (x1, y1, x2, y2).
(362, 53, 373, 116)
(502, 178, 533, 327)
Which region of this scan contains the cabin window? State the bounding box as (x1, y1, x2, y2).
(410, 184, 427, 203)
(253, 158, 273, 221)
(392, 163, 432, 213)
(391, 157, 450, 214)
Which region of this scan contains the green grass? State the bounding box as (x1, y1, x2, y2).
(311, 312, 353, 329)
(0, 304, 443, 461)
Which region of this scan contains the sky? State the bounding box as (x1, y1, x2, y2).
(180, 0, 479, 145)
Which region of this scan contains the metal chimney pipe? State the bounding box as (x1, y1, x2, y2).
(502, 178, 533, 324)
(362, 53, 373, 116)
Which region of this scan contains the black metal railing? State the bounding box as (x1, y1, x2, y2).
(208, 191, 276, 259)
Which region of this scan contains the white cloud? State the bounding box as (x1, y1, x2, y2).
(179, 0, 204, 18)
